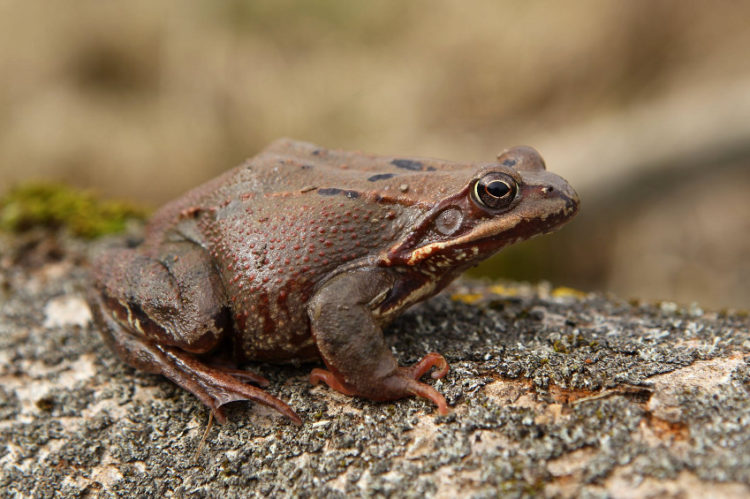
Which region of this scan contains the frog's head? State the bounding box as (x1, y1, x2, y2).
(382, 146, 579, 276)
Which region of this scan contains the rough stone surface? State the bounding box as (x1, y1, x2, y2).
(1, 231, 748, 498)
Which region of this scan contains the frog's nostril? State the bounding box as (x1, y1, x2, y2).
(542, 186, 554, 195)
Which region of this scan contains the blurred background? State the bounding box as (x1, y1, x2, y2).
(1, 0, 748, 309)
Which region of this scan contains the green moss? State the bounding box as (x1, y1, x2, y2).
(0, 182, 149, 239)
(552, 340, 568, 354)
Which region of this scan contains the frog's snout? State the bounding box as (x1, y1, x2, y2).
(557, 183, 580, 217)
(537, 176, 580, 220)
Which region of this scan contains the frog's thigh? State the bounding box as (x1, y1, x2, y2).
(307, 269, 400, 399)
(92, 242, 228, 353)
(89, 245, 301, 424)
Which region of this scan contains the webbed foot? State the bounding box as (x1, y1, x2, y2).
(161, 347, 302, 425)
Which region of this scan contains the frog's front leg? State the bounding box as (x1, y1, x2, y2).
(307, 269, 450, 414)
(89, 242, 301, 424)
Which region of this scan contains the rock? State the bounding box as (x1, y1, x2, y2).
(1, 232, 748, 497)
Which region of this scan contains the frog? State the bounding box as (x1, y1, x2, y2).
(87, 138, 579, 425)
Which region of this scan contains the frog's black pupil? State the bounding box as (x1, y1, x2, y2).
(486, 180, 510, 198)
(473, 173, 517, 211)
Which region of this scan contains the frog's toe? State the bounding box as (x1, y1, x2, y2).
(396, 352, 451, 414)
(404, 352, 450, 380)
(309, 368, 357, 396)
(400, 377, 450, 415)
(382, 371, 450, 415)
(205, 365, 270, 387)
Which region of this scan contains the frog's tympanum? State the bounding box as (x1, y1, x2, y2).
(88, 139, 579, 424)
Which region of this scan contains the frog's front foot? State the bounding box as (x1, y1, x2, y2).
(310, 352, 451, 415)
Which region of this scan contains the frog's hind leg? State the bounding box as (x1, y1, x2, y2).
(88, 244, 301, 425)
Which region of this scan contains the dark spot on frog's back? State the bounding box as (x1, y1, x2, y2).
(502, 159, 517, 167)
(390, 159, 437, 172)
(391, 159, 423, 171)
(317, 188, 360, 199)
(367, 173, 397, 182)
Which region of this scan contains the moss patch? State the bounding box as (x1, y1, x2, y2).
(0, 182, 148, 238)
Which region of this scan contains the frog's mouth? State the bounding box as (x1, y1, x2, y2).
(411, 203, 576, 266)
(383, 183, 579, 268)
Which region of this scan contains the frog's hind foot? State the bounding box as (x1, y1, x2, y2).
(158, 347, 302, 425)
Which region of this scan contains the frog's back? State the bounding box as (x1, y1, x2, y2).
(146, 139, 481, 361)
(242, 138, 475, 201)
(179, 140, 431, 360)
(154, 138, 479, 221)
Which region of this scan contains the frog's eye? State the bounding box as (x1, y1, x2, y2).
(472, 173, 518, 210)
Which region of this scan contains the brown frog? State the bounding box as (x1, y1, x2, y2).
(88, 139, 579, 424)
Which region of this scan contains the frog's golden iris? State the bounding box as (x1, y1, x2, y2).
(473, 172, 518, 211)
